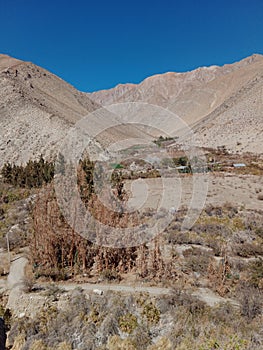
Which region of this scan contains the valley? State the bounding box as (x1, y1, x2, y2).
(0, 53, 262, 350)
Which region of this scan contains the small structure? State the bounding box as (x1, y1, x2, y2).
(176, 166, 188, 170)
(110, 163, 123, 169)
(176, 165, 189, 173)
(232, 163, 246, 168)
(93, 289, 103, 295)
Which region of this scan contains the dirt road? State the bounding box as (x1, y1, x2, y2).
(49, 282, 171, 296)
(3, 252, 239, 315)
(6, 255, 28, 311)
(7, 255, 27, 289)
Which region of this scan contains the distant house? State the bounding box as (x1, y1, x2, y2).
(176, 165, 188, 170)
(176, 165, 190, 173)
(233, 163, 246, 168)
(110, 163, 123, 169)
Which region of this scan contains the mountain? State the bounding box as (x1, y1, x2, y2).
(0, 53, 262, 167)
(90, 54, 263, 154)
(0, 54, 147, 167)
(0, 54, 99, 166)
(192, 63, 263, 154)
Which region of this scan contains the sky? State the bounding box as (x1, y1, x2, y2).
(0, 0, 263, 92)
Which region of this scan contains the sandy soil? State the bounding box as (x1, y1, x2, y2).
(124, 173, 263, 212)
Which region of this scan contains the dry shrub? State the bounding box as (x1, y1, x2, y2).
(119, 313, 138, 334)
(142, 302, 160, 325)
(107, 335, 136, 350)
(100, 269, 122, 282)
(206, 238, 222, 256)
(57, 342, 72, 350)
(170, 288, 206, 315)
(21, 277, 34, 293)
(205, 205, 223, 217)
(222, 202, 238, 217)
(210, 302, 238, 325)
(147, 337, 172, 350)
(99, 315, 119, 345)
(131, 326, 151, 350)
(237, 284, 262, 320)
(28, 340, 49, 350)
(183, 247, 212, 275)
(248, 258, 263, 288)
(11, 334, 26, 350)
(207, 258, 232, 296)
(233, 242, 263, 258)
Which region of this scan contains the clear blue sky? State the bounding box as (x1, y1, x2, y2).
(1, 0, 263, 92)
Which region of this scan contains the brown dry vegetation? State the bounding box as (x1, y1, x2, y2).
(0, 158, 263, 349)
(6, 288, 263, 350)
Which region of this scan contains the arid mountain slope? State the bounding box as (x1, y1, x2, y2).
(0, 54, 100, 166)
(90, 55, 262, 120)
(0, 55, 148, 166)
(192, 71, 263, 153)
(1, 53, 262, 166)
(90, 54, 263, 153)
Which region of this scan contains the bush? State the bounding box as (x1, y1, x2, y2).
(147, 337, 172, 350)
(233, 242, 263, 258)
(238, 285, 262, 320)
(21, 277, 35, 293)
(131, 326, 151, 350)
(57, 342, 72, 350)
(171, 288, 206, 315)
(107, 335, 136, 350)
(29, 340, 48, 350)
(100, 269, 121, 282)
(248, 259, 263, 288)
(118, 313, 138, 334)
(142, 302, 160, 325)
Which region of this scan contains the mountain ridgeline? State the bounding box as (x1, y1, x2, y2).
(0, 53, 262, 168)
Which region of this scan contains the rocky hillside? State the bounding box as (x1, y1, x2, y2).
(0, 54, 154, 167)
(0, 54, 101, 167)
(192, 69, 263, 153)
(90, 54, 263, 154)
(90, 54, 263, 119)
(1, 53, 262, 166)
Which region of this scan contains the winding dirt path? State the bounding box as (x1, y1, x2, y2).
(7, 255, 27, 289)
(51, 283, 238, 307)
(4, 252, 239, 313)
(6, 255, 28, 310)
